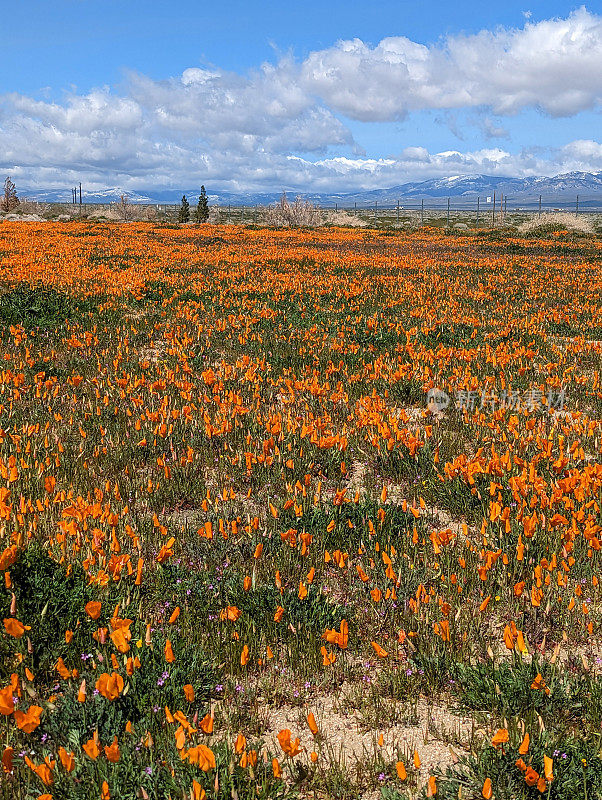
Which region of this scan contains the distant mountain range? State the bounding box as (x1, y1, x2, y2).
(20, 171, 602, 208)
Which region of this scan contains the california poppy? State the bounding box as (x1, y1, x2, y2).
(3, 618, 29, 638)
(371, 641, 388, 658)
(277, 729, 301, 757)
(104, 736, 120, 763)
(95, 672, 124, 701)
(85, 601, 101, 620)
(491, 729, 509, 747)
(58, 747, 75, 772)
(165, 639, 175, 663)
(200, 712, 214, 734)
(0, 685, 14, 715)
(83, 732, 100, 760)
(14, 705, 43, 733)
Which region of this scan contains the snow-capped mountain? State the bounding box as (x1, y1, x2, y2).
(18, 171, 602, 207)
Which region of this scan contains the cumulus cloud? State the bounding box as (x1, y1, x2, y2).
(301, 7, 602, 119)
(1, 8, 602, 193)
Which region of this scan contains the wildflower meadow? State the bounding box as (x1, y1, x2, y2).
(1, 219, 602, 800)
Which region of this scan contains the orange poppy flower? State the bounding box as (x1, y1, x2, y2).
(58, 747, 75, 772)
(165, 639, 175, 663)
(24, 755, 54, 786)
(14, 705, 43, 733)
(95, 672, 124, 701)
(200, 713, 214, 734)
(277, 729, 301, 757)
(491, 729, 509, 747)
(518, 733, 529, 754)
(0, 685, 15, 715)
(2, 746, 13, 774)
(371, 641, 388, 658)
(104, 736, 120, 763)
(85, 601, 101, 620)
(3, 618, 29, 638)
(191, 780, 206, 800)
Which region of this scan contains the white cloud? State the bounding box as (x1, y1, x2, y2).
(1, 9, 602, 193)
(301, 7, 602, 119)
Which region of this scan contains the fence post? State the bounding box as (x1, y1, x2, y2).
(421, 199, 424, 226)
(576, 195, 579, 216)
(476, 197, 480, 228)
(447, 197, 450, 228)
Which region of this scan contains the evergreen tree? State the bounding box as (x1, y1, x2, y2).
(195, 185, 209, 223)
(1, 177, 19, 213)
(178, 195, 190, 223)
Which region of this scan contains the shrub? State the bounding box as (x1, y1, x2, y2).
(264, 192, 321, 227)
(518, 212, 594, 237)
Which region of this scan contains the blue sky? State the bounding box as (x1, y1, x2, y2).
(2, 1, 602, 193)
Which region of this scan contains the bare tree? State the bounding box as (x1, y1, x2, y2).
(117, 194, 131, 221)
(264, 191, 320, 227)
(1, 177, 19, 213)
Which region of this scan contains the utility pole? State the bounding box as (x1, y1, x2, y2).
(576, 195, 579, 215)
(447, 197, 450, 228)
(492, 192, 496, 226)
(538, 195, 542, 217)
(420, 199, 424, 226)
(374, 201, 377, 225)
(396, 200, 400, 226)
(79, 182, 82, 216)
(476, 197, 480, 227)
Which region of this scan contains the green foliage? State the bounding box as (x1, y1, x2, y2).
(179, 195, 190, 223)
(196, 185, 210, 223)
(0, 285, 96, 329)
(434, 737, 602, 800)
(0, 544, 96, 678)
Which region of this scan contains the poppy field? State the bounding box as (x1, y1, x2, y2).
(2, 220, 602, 800)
